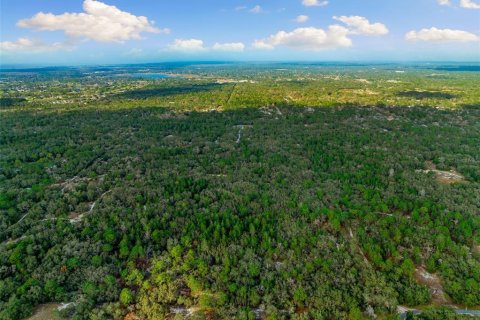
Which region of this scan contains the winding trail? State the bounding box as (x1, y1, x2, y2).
(71, 189, 112, 223)
(226, 84, 237, 106)
(12, 213, 29, 226)
(236, 125, 244, 144)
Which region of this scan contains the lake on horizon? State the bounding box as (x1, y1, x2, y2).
(131, 73, 178, 79)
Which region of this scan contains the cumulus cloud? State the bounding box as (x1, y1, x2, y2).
(0, 37, 72, 53)
(17, 0, 168, 43)
(252, 40, 275, 50)
(250, 5, 263, 14)
(252, 26, 352, 50)
(166, 40, 245, 53)
(333, 16, 389, 36)
(295, 15, 309, 23)
(302, 0, 329, 7)
(252, 15, 389, 51)
(167, 39, 206, 52)
(437, 0, 480, 8)
(405, 27, 479, 42)
(212, 42, 245, 52)
(437, 0, 452, 5)
(460, 0, 480, 8)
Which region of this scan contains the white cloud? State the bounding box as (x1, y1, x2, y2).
(212, 42, 245, 52)
(460, 0, 480, 9)
(166, 40, 245, 53)
(437, 0, 480, 8)
(17, 0, 168, 43)
(252, 15, 389, 51)
(252, 40, 275, 50)
(167, 39, 206, 52)
(333, 16, 389, 36)
(437, 0, 452, 5)
(235, 6, 247, 11)
(162, 39, 245, 54)
(250, 5, 263, 14)
(0, 37, 72, 53)
(302, 0, 329, 7)
(405, 27, 479, 42)
(295, 15, 309, 23)
(124, 48, 143, 56)
(252, 26, 352, 50)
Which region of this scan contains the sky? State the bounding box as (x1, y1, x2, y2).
(0, 0, 479, 65)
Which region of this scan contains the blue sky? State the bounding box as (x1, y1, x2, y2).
(0, 0, 479, 65)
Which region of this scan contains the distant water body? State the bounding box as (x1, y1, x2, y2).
(131, 73, 177, 79)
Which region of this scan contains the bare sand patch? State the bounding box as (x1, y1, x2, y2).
(355, 78, 371, 84)
(51, 175, 105, 193)
(340, 88, 379, 95)
(417, 161, 466, 184)
(27, 303, 62, 320)
(414, 267, 449, 305)
(473, 244, 480, 255)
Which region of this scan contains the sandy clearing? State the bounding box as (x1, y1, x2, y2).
(416, 161, 466, 184)
(414, 266, 449, 304)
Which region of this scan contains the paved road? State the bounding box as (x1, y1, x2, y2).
(399, 308, 480, 319)
(455, 309, 480, 317)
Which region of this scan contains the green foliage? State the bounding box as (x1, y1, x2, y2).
(119, 288, 133, 305)
(1, 63, 479, 319)
(293, 287, 308, 307)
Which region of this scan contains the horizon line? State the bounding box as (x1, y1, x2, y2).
(2, 60, 480, 70)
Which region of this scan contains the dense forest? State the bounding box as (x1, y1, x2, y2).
(0, 63, 479, 319)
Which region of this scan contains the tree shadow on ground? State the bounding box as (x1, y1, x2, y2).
(115, 83, 226, 99)
(396, 91, 457, 100)
(0, 97, 27, 108)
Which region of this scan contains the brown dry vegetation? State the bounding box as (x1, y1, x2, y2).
(422, 161, 466, 184)
(26, 303, 61, 320)
(414, 267, 450, 305)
